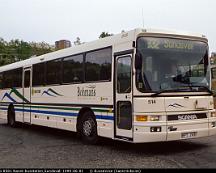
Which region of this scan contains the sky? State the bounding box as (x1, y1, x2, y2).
(0, 0, 216, 53)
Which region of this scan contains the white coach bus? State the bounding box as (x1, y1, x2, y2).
(0, 28, 216, 144)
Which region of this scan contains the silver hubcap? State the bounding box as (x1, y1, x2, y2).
(83, 120, 93, 136)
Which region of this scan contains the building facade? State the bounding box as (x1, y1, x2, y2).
(55, 40, 71, 50)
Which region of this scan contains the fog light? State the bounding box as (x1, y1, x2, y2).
(211, 122, 216, 128)
(211, 112, 216, 118)
(150, 127, 162, 132)
(149, 116, 161, 121)
(136, 115, 148, 122)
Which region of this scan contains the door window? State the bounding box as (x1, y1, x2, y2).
(117, 101, 132, 130)
(24, 71, 30, 88)
(117, 56, 131, 93)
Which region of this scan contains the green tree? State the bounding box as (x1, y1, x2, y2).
(29, 41, 54, 56)
(74, 37, 81, 46)
(15, 40, 32, 61)
(0, 38, 12, 66)
(74, 37, 85, 46)
(0, 38, 54, 67)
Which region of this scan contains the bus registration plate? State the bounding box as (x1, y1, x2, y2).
(181, 132, 197, 139)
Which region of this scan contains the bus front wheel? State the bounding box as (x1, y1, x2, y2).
(8, 105, 16, 127)
(78, 111, 98, 144)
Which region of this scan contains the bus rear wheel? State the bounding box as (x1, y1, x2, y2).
(8, 105, 16, 127)
(78, 111, 98, 144)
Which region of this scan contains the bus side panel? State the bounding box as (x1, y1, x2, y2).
(0, 88, 24, 122)
(30, 83, 114, 138)
(0, 107, 7, 120)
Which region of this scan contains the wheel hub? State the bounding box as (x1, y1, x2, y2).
(83, 119, 93, 136)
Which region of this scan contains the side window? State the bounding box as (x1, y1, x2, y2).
(211, 67, 216, 94)
(3, 70, 13, 88)
(117, 56, 131, 93)
(0, 73, 3, 89)
(24, 71, 30, 88)
(63, 54, 83, 83)
(13, 68, 22, 88)
(46, 59, 62, 85)
(2, 68, 22, 89)
(85, 48, 112, 82)
(117, 101, 132, 130)
(212, 67, 216, 79)
(33, 63, 45, 86)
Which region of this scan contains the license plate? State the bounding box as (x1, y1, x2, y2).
(181, 132, 197, 139)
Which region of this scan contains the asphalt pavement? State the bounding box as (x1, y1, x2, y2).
(0, 119, 216, 169)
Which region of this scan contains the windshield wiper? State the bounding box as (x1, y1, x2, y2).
(151, 86, 213, 97)
(151, 88, 189, 97)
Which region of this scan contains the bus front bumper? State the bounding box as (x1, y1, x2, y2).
(133, 121, 216, 143)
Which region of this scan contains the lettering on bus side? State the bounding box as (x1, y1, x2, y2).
(77, 85, 96, 97)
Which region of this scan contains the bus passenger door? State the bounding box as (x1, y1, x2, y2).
(23, 68, 32, 123)
(115, 54, 133, 140)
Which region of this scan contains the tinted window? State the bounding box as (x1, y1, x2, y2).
(3, 71, 13, 88)
(13, 68, 22, 87)
(33, 63, 45, 86)
(2, 68, 22, 89)
(24, 71, 30, 88)
(85, 48, 112, 82)
(0, 73, 3, 89)
(212, 67, 216, 79)
(46, 59, 62, 85)
(117, 101, 132, 130)
(63, 54, 83, 83)
(211, 67, 216, 94)
(117, 56, 131, 93)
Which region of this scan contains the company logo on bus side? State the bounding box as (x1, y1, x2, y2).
(77, 85, 96, 97)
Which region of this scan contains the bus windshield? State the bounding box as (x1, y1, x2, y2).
(136, 37, 210, 93)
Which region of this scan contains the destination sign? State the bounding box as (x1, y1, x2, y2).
(163, 40, 193, 50)
(138, 37, 207, 53)
(147, 39, 194, 50)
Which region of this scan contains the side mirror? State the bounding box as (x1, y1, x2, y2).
(135, 52, 142, 70)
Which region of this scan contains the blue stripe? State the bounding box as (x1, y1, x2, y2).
(0, 108, 114, 121)
(96, 115, 114, 120)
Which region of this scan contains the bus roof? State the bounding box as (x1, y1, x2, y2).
(0, 28, 208, 72)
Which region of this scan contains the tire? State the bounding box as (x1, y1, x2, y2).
(8, 105, 16, 127)
(78, 111, 98, 144)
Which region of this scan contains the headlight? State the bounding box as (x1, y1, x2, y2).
(149, 116, 161, 121)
